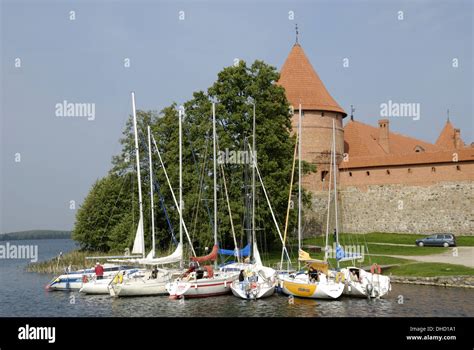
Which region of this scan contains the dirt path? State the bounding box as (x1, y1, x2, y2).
(372, 247, 474, 268)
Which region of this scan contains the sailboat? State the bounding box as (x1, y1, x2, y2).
(108, 94, 188, 297)
(280, 105, 344, 299)
(165, 103, 239, 299)
(48, 264, 141, 292)
(328, 120, 391, 298)
(229, 101, 277, 300)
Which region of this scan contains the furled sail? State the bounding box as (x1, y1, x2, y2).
(191, 244, 218, 263)
(253, 243, 263, 267)
(131, 217, 144, 255)
(111, 243, 183, 265)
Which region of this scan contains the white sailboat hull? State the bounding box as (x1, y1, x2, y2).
(280, 274, 344, 299)
(47, 265, 138, 291)
(340, 267, 391, 298)
(166, 273, 238, 299)
(230, 281, 275, 299)
(228, 264, 277, 300)
(79, 279, 112, 295)
(109, 269, 182, 297)
(111, 279, 168, 296)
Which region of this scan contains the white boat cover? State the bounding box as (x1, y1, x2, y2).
(111, 243, 182, 266)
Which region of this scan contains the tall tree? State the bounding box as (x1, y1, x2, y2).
(72, 60, 313, 255)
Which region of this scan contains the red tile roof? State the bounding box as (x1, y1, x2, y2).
(278, 44, 346, 115)
(342, 120, 473, 169)
(344, 120, 440, 157)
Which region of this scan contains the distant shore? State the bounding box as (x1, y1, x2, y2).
(0, 230, 71, 241)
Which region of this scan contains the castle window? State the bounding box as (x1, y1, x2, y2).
(386, 170, 390, 175)
(456, 165, 461, 171)
(366, 171, 370, 176)
(321, 112, 325, 117)
(349, 172, 352, 177)
(408, 168, 412, 173)
(431, 167, 436, 173)
(321, 170, 328, 181)
(414, 145, 425, 153)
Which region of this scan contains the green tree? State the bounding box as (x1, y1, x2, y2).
(72, 60, 313, 256)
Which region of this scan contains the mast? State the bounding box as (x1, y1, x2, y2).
(212, 103, 217, 247)
(151, 133, 196, 257)
(323, 133, 333, 262)
(332, 119, 340, 268)
(179, 107, 183, 268)
(298, 104, 302, 270)
(252, 101, 256, 262)
(147, 126, 155, 258)
(131, 92, 145, 258)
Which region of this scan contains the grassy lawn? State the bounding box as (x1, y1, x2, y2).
(456, 236, 474, 246)
(303, 232, 474, 249)
(258, 232, 474, 278)
(365, 244, 450, 256)
(384, 262, 474, 277)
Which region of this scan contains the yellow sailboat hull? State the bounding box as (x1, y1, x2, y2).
(281, 277, 344, 299)
(283, 280, 317, 297)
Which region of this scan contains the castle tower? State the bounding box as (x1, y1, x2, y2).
(278, 43, 347, 166)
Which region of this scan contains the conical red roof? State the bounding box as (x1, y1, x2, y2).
(435, 120, 464, 149)
(278, 44, 346, 115)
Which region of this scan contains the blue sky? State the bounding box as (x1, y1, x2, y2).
(1, 0, 472, 232)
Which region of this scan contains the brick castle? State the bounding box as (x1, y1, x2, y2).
(278, 43, 474, 235)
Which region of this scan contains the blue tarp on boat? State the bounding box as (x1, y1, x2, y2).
(218, 243, 251, 257)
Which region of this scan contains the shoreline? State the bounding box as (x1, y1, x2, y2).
(390, 275, 474, 289)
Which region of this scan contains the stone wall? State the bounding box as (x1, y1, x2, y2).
(390, 275, 474, 288)
(307, 181, 473, 236)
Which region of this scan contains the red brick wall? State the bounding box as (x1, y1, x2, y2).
(291, 110, 344, 165)
(338, 162, 474, 189)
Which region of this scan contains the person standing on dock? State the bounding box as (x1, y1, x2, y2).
(94, 262, 104, 280)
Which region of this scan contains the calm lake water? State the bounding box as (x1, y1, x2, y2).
(1, 239, 473, 317)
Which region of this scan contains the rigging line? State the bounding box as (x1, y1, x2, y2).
(324, 136, 333, 263)
(136, 129, 177, 245)
(216, 135, 240, 262)
(339, 149, 371, 266)
(280, 133, 298, 269)
(153, 177, 178, 246)
(247, 141, 291, 265)
(191, 130, 212, 239)
(151, 132, 197, 257)
(184, 124, 214, 231)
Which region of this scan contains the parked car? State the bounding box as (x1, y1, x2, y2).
(416, 234, 456, 247)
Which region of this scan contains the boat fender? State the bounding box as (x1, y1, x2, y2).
(366, 283, 373, 296)
(370, 263, 381, 274)
(335, 272, 345, 283)
(82, 275, 88, 283)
